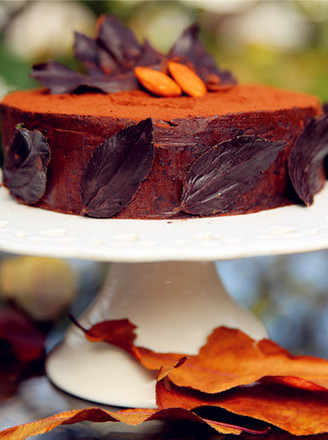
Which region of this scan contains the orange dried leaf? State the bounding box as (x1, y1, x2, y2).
(0, 405, 254, 439)
(219, 384, 328, 436)
(73, 317, 186, 370)
(47, 319, 328, 438)
(166, 327, 328, 393)
(156, 378, 328, 436)
(70, 316, 138, 358)
(0, 407, 153, 440)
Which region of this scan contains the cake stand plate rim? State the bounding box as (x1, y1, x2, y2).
(1, 183, 328, 262)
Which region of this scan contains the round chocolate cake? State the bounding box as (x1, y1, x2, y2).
(1, 15, 327, 219)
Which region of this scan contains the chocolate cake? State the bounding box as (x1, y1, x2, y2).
(1, 15, 328, 219)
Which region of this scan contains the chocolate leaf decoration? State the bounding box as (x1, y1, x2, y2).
(3, 127, 51, 204)
(169, 24, 237, 87)
(32, 15, 236, 95)
(180, 136, 285, 216)
(138, 40, 165, 68)
(32, 61, 139, 94)
(288, 114, 328, 206)
(74, 31, 117, 76)
(33, 16, 164, 94)
(96, 14, 142, 68)
(76, 16, 164, 75)
(81, 118, 154, 218)
(31, 61, 89, 94)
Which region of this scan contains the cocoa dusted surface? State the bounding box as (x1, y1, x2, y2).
(1, 84, 321, 120)
(1, 85, 322, 219)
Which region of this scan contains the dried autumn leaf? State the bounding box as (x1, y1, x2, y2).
(70, 316, 138, 357)
(0, 405, 260, 439)
(3, 319, 328, 438)
(233, 429, 328, 440)
(72, 316, 184, 370)
(166, 326, 328, 393)
(156, 378, 328, 436)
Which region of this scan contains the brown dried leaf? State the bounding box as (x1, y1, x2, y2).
(0, 405, 253, 439)
(166, 326, 328, 393)
(156, 378, 328, 436)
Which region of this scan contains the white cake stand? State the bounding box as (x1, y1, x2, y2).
(1, 180, 328, 408)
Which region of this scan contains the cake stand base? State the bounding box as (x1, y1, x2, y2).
(46, 261, 267, 408)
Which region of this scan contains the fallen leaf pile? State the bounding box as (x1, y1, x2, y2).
(2, 318, 328, 439)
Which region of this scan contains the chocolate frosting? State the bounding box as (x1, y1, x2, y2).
(3, 127, 51, 204)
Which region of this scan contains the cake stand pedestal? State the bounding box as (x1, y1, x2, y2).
(1, 182, 328, 408)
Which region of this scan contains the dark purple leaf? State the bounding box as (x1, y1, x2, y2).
(288, 114, 328, 205)
(137, 40, 166, 68)
(31, 61, 138, 94)
(169, 24, 237, 87)
(96, 14, 142, 68)
(3, 127, 51, 204)
(31, 61, 88, 94)
(81, 118, 154, 218)
(74, 31, 117, 76)
(180, 136, 285, 216)
(85, 72, 139, 93)
(74, 17, 164, 77)
(322, 102, 328, 114)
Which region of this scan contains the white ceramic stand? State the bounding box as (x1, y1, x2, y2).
(1, 180, 328, 407)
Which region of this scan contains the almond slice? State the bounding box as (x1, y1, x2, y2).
(134, 66, 182, 97)
(168, 61, 207, 97)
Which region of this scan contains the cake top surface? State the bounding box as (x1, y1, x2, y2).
(2, 84, 321, 121)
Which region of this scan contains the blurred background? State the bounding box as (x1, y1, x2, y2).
(1, 0, 328, 398)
